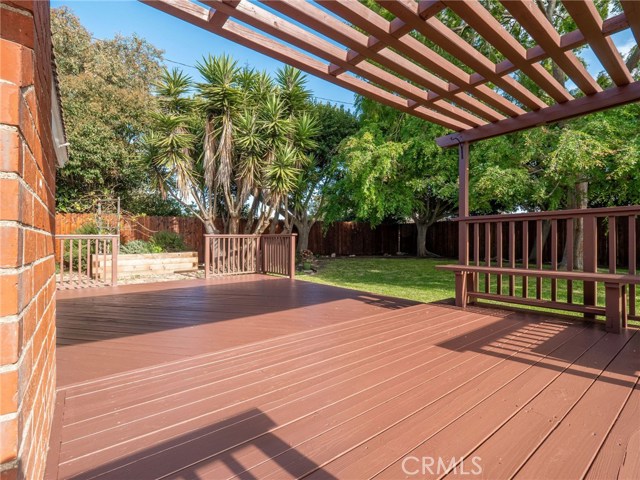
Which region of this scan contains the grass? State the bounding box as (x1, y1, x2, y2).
(298, 256, 639, 324)
(298, 257, 456, 304)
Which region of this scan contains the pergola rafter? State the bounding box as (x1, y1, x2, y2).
(141, 0, 640, 147)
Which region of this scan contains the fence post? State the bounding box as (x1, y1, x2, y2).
(289, 234, 297, 280)
(204, 236, 210, 278)
(111, 236, 119, 286)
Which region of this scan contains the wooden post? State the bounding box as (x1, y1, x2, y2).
(204, 236, 210, 278)
(111, 236, 119, 286)
(289, 234, 297, 280)
(456, 141, 470, 307)
(604, 282, 625, 333)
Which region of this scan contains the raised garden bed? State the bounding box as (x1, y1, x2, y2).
(92, 252, 199, 280)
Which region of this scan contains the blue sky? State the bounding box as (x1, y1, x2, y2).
(52, 0, 635, 105)
(51, 0, 357, 107)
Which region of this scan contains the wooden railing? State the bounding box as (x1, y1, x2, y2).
(261, 234, 296, 278)
(439, 206, 639, 328)
(56, 234, 119, 288)
(204, 234, 296, 279)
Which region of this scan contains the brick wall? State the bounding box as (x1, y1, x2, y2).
(0, 1, 58, 479)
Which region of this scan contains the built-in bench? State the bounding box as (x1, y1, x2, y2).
(437, 264, 640, 333)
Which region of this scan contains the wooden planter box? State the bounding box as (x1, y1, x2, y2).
(92, 252, 199, 280)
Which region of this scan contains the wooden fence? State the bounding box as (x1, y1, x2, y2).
(55, 213, 639, 265)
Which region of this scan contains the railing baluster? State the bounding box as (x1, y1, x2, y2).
(629, 215, 636, 317)
(583, 215, 597, 312)
(496, 222, 502, 295)
(522, 220, 529, 298)
(567, 218, 574, 304)
(536, 220, 543, 300)
(609, 216, 617, 274)
(551, 219, 558, 301)
(509, 221, 515, 296)
(485, 222, 491, 293)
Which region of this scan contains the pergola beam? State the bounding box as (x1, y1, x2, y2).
(319, 0, 525, 117)
(563, 1, 633, 86)
(501, 0, 601, 95)
(620, 1, 640, 51)
(442, 0, 573, 103)
(263, 0, 506, 122)
(380, 0, 546, 111)
(436, 82, 640, 147)
(139, 0, 639, 151)
(142, 0, 471, 131)
(205, 0, 486, 128)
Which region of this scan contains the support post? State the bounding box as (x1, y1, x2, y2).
(111, 236, 119, 286)
(289, 234, 297, 280)
(456, 141, 470, 307)
(604, 282, 626, 333)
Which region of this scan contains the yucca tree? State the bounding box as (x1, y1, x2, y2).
(144, 55, 318, 234)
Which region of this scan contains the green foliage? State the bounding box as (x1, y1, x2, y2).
(325, 100, 458, 229)
(145, 56, 319, 233)
(120, 240, 162, 255)
(150, 231, 187, 252)
(51, 7, 179, 215)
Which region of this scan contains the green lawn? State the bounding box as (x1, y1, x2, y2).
(298, 257, 639, 324)
(298, 257, 456, 304)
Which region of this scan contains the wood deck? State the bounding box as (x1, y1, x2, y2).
(47, 276, 640, 479)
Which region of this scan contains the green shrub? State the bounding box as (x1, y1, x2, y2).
(120, 240, 161, 254)
(151, 231, 187, 252)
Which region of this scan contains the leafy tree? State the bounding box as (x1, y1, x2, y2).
(51, 7, 177, 215)
(145, 57, 318, 234)
(325, 99, 459, 257)
(288, 102, 359, 252)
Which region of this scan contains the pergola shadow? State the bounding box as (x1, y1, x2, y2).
(52, 408, 336, 480)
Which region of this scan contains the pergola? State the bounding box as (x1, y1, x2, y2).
(142, 0, 640, 330)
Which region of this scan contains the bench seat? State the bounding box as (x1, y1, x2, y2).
(436, 264, 640, 333)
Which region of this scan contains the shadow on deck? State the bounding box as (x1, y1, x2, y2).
(47, 275, 639, 480)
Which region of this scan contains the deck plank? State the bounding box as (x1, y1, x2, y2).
(47, 276, 640, 480)
(513, 330, 640, 479)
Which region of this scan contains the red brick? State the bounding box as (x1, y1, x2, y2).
(0, 6, 34, 49)
(21, 302, 35, 343)
(0, 369, 18, 415)
(0, 466, 18, 480)
(0, 128, 22, 173)
(18, 269, 32, 310)
(0, 178, 20, 221)
(0, 226, 21, 268)
(0, 320, 20, 364)
(0, 274, 19, 316)
(22, 229, 36, 265)
(0, 83, 20, 126)
(0, 40, 31, 86)
(0, 417, 17, 463)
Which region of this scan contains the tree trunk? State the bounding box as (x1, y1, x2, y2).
(204, 219, 217, 234)
(227, 216, 240, 234)
(573, 181, 588, 270)
(296, 221, 314, 253)
(416, 222, 429, 258)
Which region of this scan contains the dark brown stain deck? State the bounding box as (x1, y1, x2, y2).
(48, 276, 640, 479)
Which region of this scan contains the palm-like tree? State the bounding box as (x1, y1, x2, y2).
(144, 55, 317, 234)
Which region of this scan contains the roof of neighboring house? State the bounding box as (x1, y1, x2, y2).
(51, 52, 68, 167)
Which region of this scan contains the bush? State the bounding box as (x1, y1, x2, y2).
(151, 231, 187, 252)
(120, 240, 162, 254)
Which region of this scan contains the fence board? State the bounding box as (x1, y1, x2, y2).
(55, 214, 639, 267)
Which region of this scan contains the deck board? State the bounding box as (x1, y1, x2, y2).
(47, 276, 639, 479)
